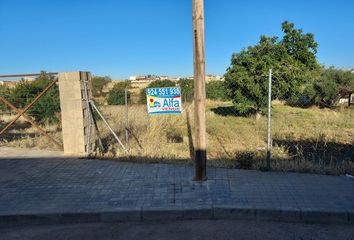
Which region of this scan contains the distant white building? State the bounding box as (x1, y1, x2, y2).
(205, 75, 223, 81)
(129, 76, 146, 81)
(171, 77, 181, 82)
(130, 75, 171, 81)
(338, 93, 354, 106)
(21, 77, 35, 82)
(0, 80, 17, 88)
(158, 76, 169, 81)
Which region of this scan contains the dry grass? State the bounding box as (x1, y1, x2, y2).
(1, 101, 353, 175)
(95, 101, 354, 175)
(96, 104, 193, 160)
(0, 113, 62, 150)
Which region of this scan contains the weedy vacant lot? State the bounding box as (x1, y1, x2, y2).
(1, 101, 353, 175)
(0, 114, 62, 150)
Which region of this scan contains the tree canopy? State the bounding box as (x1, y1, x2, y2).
(92, 76, 111, 97)
(0, 85, 12, 111)
(5, 72, 60, 123)
(224, 21, 321, 114)
(178, 78, 194, 102)
(303, 67, 354, 107)
(107, 81, 131, 105)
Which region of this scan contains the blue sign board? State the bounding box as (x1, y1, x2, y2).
(146, 87, 182, 114)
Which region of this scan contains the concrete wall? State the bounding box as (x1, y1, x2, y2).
(58, 72, 95, 156)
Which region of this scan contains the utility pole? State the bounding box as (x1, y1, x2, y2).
(192, 0, 207, 181)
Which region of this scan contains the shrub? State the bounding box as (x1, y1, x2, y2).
(302, 67, 354, 107)
(9, 81, 36, 108)
(235, 151, 255, 169)
(107, 81, 131, 105)
(29, 76, 60, 123)
(92, 76, 111, 97)
(206, 81, 230, 101)
(0, 85, 12, 111)
(139, 80, 176, 104)
(8, 75, 60, 123)
(178, 78, 194, 102)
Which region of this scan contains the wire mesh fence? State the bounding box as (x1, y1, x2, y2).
(85, 75, 353, 175)
(1, 73, 353, 175)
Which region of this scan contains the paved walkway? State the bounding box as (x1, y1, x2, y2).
(0, 147, 353, 226)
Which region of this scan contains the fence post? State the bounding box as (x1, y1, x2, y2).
(266, 69, 272, 170)
(125, 87, 129, 146)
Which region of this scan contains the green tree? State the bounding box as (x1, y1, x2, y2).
(206, 81, 230, 101)
(281, 21, 319, 70)
(0, 85, 12, 111)
(9, 73, 60, 123)
(92, 76, 111, 97)
(28, 74, 60, 123)
(107, 81, 131, 105)
(9, 81, 36, 108)
(139, 80, 176, 104)
(224, 21, 321, 114)
(303, 67, 354, 107)
(178, 78, 194, 102)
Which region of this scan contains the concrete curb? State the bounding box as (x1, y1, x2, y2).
(0, 206, 353, 227)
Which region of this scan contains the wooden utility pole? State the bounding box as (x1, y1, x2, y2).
(192, 0, 207, 181)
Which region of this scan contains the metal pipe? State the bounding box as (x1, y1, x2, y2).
(0, 73, 58, 78)
(266, 69, 272, 170)
(125, 87, 129, 146)
(89, 100, 128, 153)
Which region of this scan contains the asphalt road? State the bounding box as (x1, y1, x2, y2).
(0, 219, 353, 240)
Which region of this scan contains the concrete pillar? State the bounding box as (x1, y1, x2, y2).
(58, 72, 96, 156)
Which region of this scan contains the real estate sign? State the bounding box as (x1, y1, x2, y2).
(146, 87, 182, 114)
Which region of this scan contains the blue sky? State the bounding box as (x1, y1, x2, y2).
(1, 0, 353, 79)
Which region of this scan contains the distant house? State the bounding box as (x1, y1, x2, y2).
(338, 92, 354, 106)
(102, 81, 115, 94)
(0, 80, 17, 88)
(171, 77, 181, 82)
(158, 76, 169, 81)
(205, 75, 223, 82)
(129, 75, 147, 81)
(21, 77, 35, 82)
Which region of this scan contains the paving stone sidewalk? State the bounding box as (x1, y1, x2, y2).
(0, 147, 354, 225)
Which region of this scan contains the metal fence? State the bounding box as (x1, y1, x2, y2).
(85, 73, 353, 175)
(0, 73, 63, 150)
(1, 72, 353, 176)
